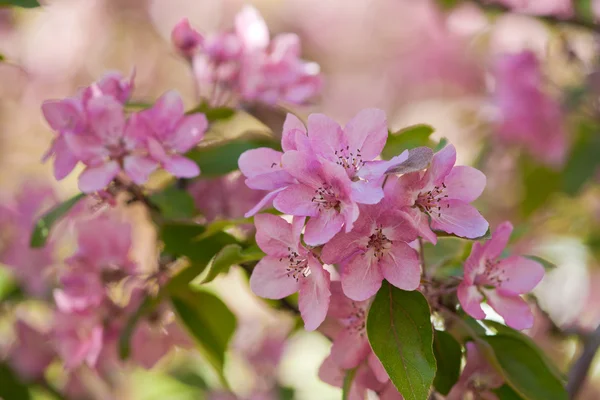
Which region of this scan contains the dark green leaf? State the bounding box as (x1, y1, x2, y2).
(494, 385, 525, 400)
(200, 244, 264, 284)
(171, 287, 236, 386)
(0, 0, 40, 8)
(434, 137, 448, 152)
(0, 363, 31, 400)
(367, 284, 436, 400)
(342, 368, 358, 400)
(562, 121, 600, 196)
(483, 335, 567, 400)
(0, 53, 5, 62)
(30, 193, 85, 248)
(150, 186, 197, 220)
(193, 217, 252, 242)
(277, 386, 295, 400)
(523, 255, 556, 271)
(432, 330, 462, 395)
(382, 124, 435, 159)
(186, 136, 279, 178)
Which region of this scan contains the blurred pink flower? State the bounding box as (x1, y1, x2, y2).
(385, 144, 488, 244)
(322, 204, 420, 301)
(9, 321, 55, 381)
(447, 342, 503, 400)
(172, 6, 322, 107)
(458, 221, 545, 330)
(0, 182, 58, 296)
(54, 311, 104, 369)
(492, 51, 568, 167)
(249, 214, 331, 330)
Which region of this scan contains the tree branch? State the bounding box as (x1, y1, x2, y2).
(567, 324, 600, 398)
(469, 0, 599, 32)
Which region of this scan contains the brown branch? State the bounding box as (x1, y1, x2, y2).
(470, 0, 600, 32)
(567, 324, 600, 399)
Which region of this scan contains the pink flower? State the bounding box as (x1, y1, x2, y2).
(318, 353, 387, 400)
(489, 0, 573, 17)
(385, 143, 488, 244)
(137, 91, 208, 178)
(9, 321, 55, 381)
(238, 113, 307, 217)
(457, 222, 545, 330)
(274, 152, 359, 245)
(493, 51, 568, 167)
(447, 342, 503, 400)
(249, 214, 331, 330)
(322, 203, 420, 301)
(53, 268, 105, 314)
(80, 70, 135, 105)
(171, 18, 203, 59)
(303, 109, 404, 203)
(63, 95, 158, 192)
(69, 213, 136, 274)
(54, 311, 104, 369)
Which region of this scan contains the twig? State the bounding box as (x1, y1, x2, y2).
(470, 0, 600, 32)
(567, 324, 600, 398)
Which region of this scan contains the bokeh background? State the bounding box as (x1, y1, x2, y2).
(2, 0, 600, 399)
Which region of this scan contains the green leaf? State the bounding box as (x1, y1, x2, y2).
(30, 193, 85, 248)
(0, 53, 5, 62)
(382, 124, 435, 159)
(562, 121, 600, 196)
(150, 186, 197, 220)
(483, 335, 567, 400)
(434, 137, 448, 152)
(0, 363, 31, 400)
(519, 159, 560, 217)
(277, 386, 296, 400)
(434, 228, 491, 241)
(185, 103, 235, 122)
(193, 217, 252, 242)
(523, 255, 557, 271)
(200, 244, 264, 284)
(367, 284, 436, 400)
(186, 136, 279, 178)
(342, 368, 358, 400)
(0, 0, 40, 8)
(494, 385, 526, 400)
(432, 330, 462, 395)
(161, 222, 239, 290)
(171, 287, 236, 387)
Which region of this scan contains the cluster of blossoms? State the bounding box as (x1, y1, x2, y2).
(491, 50, 568, 167)
(42, 72, 208, 193)
(240, 109, 545, 397)
(171, 6, 322, 107)
(2, 185, 190, 393)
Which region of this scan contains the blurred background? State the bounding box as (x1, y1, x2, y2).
(2, 0, 600, 399)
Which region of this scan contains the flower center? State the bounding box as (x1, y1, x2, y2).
(474, 258, 507, 287)
(416, 183, 450, 217)
(366, 226, 393, 260)
(280, 247, 311, 282)
(334, 146, 365, 174)
(311, 183, 341, 211)
(343, 301, 366, 336)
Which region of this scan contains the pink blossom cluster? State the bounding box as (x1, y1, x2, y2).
(492, 51, 568, 167)
(171, 6, 322, 107)
(42, 72, 208, 193)
(5, 204, 189, 387)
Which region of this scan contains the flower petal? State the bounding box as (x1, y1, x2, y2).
(281, 113, 307, 152)
(250, 256, 300, 299)
(443, 166, 486, 202)
(351, 180, 384, 205)
(483, 221, 513, 261)
(163, 155, 200, 178)
(424, 143, 456, 187)
(331, 329, 370, 369)
(304, 210, 345, 246)
(86, 96, 126, 142)
(430, 199, 489, 239)
(457, 283, 486, 320)
(78, 161, 120, 193)
(124, 155, 158, 184)
(341, 252, 384, 301)
(51, 136, 79, 180)
(170, 113, 208, 153)
(41, 99, 84, 133)
(273, 184, 319, 217)
(299, 256, 331, 331)
(307, 113, 346, 161)
(343, 108, 387, 160)
(321, 230, 366, 264)
(484, 290, 534, 330)
(244, 187, 286, 218)
(380, 242, 421, 291)
(254, 214, 298, 257)
(497, 256, 545, 294)
(235, 5, 269, 51)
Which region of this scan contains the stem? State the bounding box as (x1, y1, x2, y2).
(419, 237, 428, 277)
(567, 324, 600, 399)
(470, 0, 599, 32)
